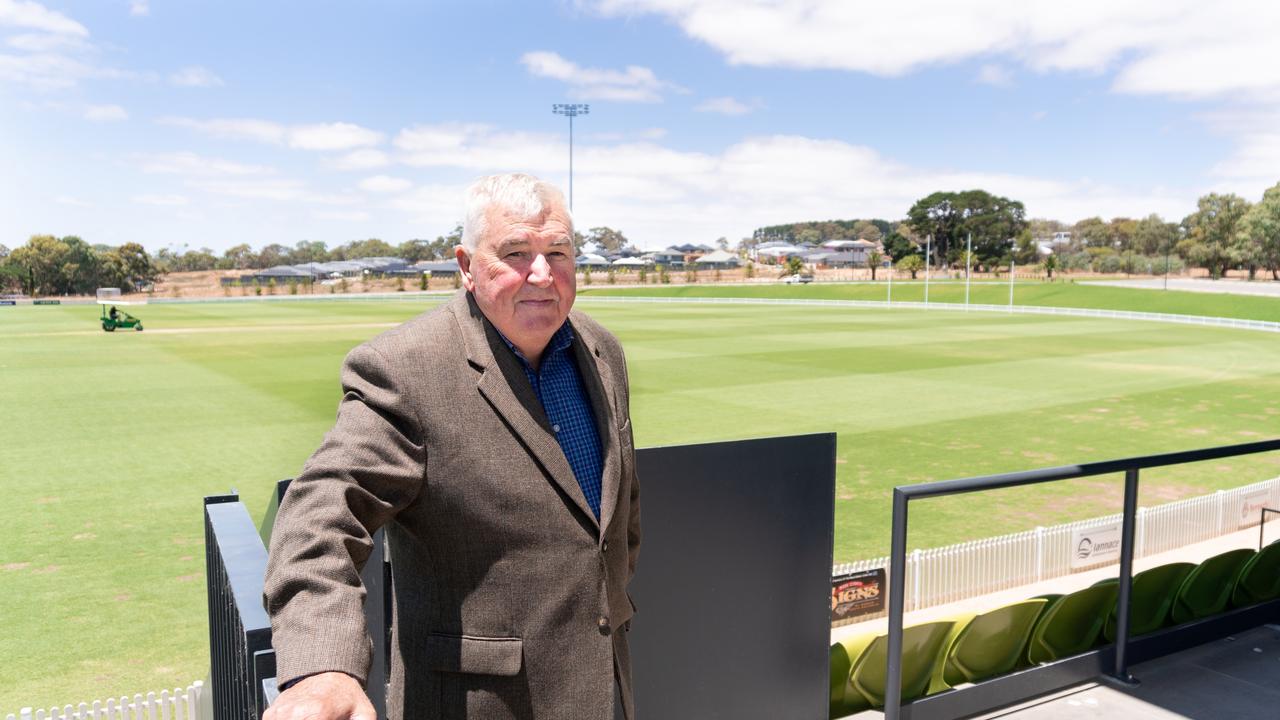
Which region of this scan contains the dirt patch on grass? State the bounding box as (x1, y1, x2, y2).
(3, 562, 30, 571)
(72, 532, 96, 540)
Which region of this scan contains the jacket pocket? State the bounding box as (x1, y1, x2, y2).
(425, 632, 523, 676)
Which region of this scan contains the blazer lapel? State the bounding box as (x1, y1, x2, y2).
(452, 292, 600, 531)
(570, 314, 622, 538)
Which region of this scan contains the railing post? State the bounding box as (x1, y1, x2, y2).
(1109, 468, 1141, 686)
(1216, 489, 1226, 534)
(1034, 526, 1045, 582)
(884, 488, 910, 720)
(1137, 507, 1146, 558)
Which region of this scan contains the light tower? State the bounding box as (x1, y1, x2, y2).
(551, 103, 589, 211)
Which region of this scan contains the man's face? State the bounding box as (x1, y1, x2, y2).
(457, 202, 576, 360)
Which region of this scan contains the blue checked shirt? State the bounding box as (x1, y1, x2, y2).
(500, 322, 605, 519)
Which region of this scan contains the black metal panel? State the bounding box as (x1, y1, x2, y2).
(205, 495, 274, 720)
(624, 433, 836, 720)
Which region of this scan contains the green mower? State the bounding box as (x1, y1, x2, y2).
(96, 287, 145, 332)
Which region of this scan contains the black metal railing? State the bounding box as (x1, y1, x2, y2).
(205, 494, 275, 720)
(1261, 507, 1279, 551)
(884, 438, 1280, 720)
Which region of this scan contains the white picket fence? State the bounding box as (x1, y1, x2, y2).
(832, 477, 1280, 625)
(6, 682, 203, 720)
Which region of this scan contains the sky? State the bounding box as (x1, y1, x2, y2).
(2, 0, 1279, 254)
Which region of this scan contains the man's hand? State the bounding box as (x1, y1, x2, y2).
(263, 671, 376, 720)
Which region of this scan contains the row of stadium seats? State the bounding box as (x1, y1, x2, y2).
(829, 540, 1280, 717)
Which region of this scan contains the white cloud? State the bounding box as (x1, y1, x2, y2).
(130, 0, 149, 16)
(638, 127, 667, 140)
(5, 32, 88, 52)
(0, 0, 89, 36)
(589, 0, 1280, 103)
(358, 175, 413, 193)
(159, 116, 285, 143)
(288, 122, 384, 150)
(520, 50, 682, 103)
(54, 194, 91, 207)
(976, 64, 1013, 87)
(84, 103, 126, 121)
(133, 193, 188, 206)
(169, 65, 223, 87)
(314, 210, 370, 222)
(378, 122, 1194, 246)
(163, 116, 384, 150)
(694, 96, 755, 115)
(193, 178, 306, 201)
(327, 149, 391, 170)
(0, 51, 134, 89)
(135, 151, 275, 177)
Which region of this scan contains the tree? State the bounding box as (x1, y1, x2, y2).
(111, 242, 159, 292)
(881, 230, 918, 263)
(221, 243, 255, 270)
(289, 240, 330, 265)
(865, 249, 883, 281)
(1043, 254, 1057, 281)
(1072, 217, 1111, 248)
(59, 235, 104, 294)
(1133, 214, 1180, 256)
(715, 237, 729, 251)
(1238, 182, 1280, 280)
(256, 243, 290, 269)
(784, 256, 804, 276)
(851, 220, 882, 243)
(7, 235, 69, 296)
(397, 239, 434, 263)
(906, 189, 1026, 268)
(340, 238, 396, 260)
(0, 243, 9, 260)
(587, 227, 629, 253)
(896, 254, 924, 279)
(1012, 229, 1039, 265)
(1181, 193, 1251, 279)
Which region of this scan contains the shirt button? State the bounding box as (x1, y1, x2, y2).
(553, 424, 561, 433)
(598, 617, 612, 635)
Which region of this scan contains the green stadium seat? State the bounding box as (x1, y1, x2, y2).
(1170, 548, 1255, 624)
(1232, 539, 1280, 606)
(932, 599, 1049, 692)
(843, 620, 957, 711)
(1103, 562, 1195, 642)
(1026, 583, 1117, 664)
(830, 635, 874, 718)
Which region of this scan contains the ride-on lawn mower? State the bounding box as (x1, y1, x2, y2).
(96, 287, 145, 332)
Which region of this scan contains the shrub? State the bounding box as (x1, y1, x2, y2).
(452, 273, 460, 289)
(267, 278, 277, 295)
(288, 279, 299, 295)
(419, 272, 429, 291)
(607, 269, 616, 285)
(339, 277, 349, 293)
(584, 267, 593, 285)
(638, 268, 647, 284)
(396, 277, 406, 292)
(744, 262, 754, 279)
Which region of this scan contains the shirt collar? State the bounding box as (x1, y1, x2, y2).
(497, 321, 575, 369)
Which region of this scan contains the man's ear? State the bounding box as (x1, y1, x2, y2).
(455, 245, 475, 292)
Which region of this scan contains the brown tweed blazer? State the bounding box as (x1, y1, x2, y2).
(264, 290, 640, 720)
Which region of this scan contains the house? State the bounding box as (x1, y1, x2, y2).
(693, 250, 741, 269)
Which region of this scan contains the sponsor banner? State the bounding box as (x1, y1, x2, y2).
(1237, 490, 1272, 529)
(1070, 522, 1122, 570)
(831, 568, 885, 623)
(0, 300, 15, 306)
(33, 299, 60, 305)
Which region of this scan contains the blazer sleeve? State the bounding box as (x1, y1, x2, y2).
(263, 342, 426, 687)
(619, 344, 641, 581)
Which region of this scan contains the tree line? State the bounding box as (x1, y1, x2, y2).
(5, 182, 1280, 296)
(745, 182, 1280, 280)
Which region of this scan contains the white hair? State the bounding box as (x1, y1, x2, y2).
(460, 173, 572, 252)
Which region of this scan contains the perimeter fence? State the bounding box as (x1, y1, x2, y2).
(831, 475, 1280, 625)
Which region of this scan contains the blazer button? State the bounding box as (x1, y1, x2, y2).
(601, 539, 609, 552)
(598, 616, 612, 636)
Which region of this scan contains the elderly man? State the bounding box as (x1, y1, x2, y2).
(263, 173, 640, 720)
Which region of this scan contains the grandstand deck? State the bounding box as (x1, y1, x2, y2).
(969, 623, 1280, 719)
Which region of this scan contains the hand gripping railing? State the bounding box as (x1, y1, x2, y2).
(883, 438, 1280, 720)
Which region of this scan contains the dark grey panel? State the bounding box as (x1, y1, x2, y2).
(623, 433, 836, 719)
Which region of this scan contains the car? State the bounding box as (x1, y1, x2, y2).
(783, 273, 814, 284)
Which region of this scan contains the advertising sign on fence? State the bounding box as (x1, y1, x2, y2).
(1237, 490, 1272, 529)
(831, 568, 885, 623)
(0, 300, 14, 306)
(1070, 522, 1122, 570)
(33, 299, 60, 305)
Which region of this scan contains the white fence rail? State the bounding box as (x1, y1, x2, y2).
(6, 682, 203, 720)
(832, 477, 1280, 626)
